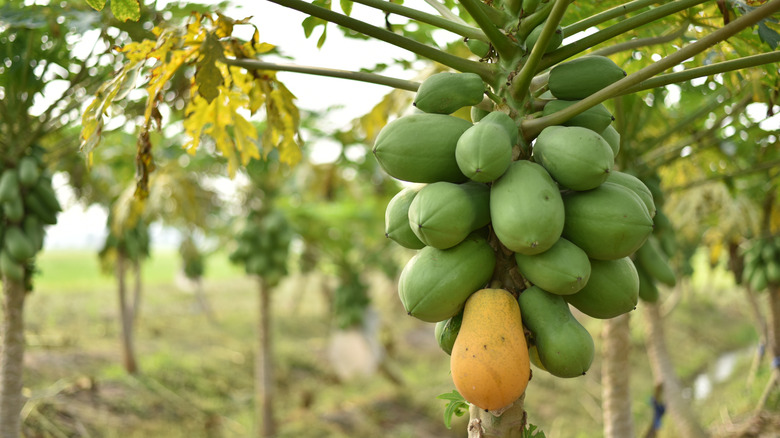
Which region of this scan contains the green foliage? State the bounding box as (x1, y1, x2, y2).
(523, 423, 547, 438)
(436, 390, 468, 429)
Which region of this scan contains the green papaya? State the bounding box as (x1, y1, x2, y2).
(528, 344, 546, 371)
(373, 114, 472, 183)
(514, 237, 591, 295)
(246, 253, 270, 276)
(23, 215, 44, 252)
(413, 72, 485, 115)
(548, 55, 626, 100)
(0, 170, 20, 204)
(385, 186, 426, 250)
(751, 266, 768, 291)
(3, 196, 24, 223)
(635, 235, 676, 287)
(18, 156, 41, 188)
(653, 210, 673, 237)
(564, 257, 639, 319)
(480, 111, 519, 146)
(4, 226, 35, 262)
(532, 125, 613, 191)
(606, 170, 656, 218)
(562, 182, 653, 260)
(762, 243, 776, 263)
(466, 39, 491, 59)
(490, 160, 564, 255)
(398, 233, 496, 322)
(24, 192, 57, 225)
(525, 23, 563, 54)
(541, 100, 614, 133)
(517, 286, 594, 378)
(435, 310, 463, 355)
(408, 181, 490, 249)
(642, 175, 664, 206)
(600, 125, 621, 158)
(767, 260, 780, 285)
(0, 250, 24, 282)
(455, 120, 513, 183)
(636, 264, 660, 303)
(470, 106, 490, 123)
(33, 178, 62, 213)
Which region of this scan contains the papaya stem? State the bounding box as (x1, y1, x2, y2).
(516, 0, 556, 41)
(510, 0, 570, 103)
(348, 0, 488, 41)
(458, 0, 520, 61)
(520, 0, 780, 140)
(621, 51, 780, 94)
(267, 0, 497, 82)
(589, 22, 687, 57)
(423, 0, 467, 23)
(539, 0, 708, 72)
(562, 0, 662, 36)
(224, 57, 420, 91)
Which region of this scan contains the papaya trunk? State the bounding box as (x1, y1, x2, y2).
(642, 302, 708, 438)
(0, 275, 27, 438)
(194, 278, 216, 323)
(745, 284, 768, 388)
(256, 277, 276, 437)
(602, 313, 635, 438)
(117, 252, 139, 374)
(131, 258, 142, 322)
(468, 396, 526, 438)
(756, 285, 780, 411)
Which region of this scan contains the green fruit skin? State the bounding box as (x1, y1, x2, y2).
(408, 181, 490, 249)
(564, 257, 639, 319)
(435, 311, 463, 355)
(636, 235, 676, 287)
(23, 215, 44, 252)
(562, 182, 653, 260)
(541, 100, 613, 133)
(490, 160, 564, 255)
(751, 266, 768, 291)
(0, 170, 20, 204)
(385, 186, 426, 250)
(766, 260, 780, 285)
(455, 121, 513, 183)
(526, 23, 563, 54)
(548, 55, 626, 100)
(18, 157, 41, 188)
(480, 111, 519, 146)
(466, 39, 491, 58)
(532, 126, 613, 191)
(600, 125, 621, 158)
(517, 286, 594, 378)
(637, 264, 660, 303)
(413, 72, 485, 115)
(33, 178, 62, 213)
(606, 170, 656, 218)
(4, 226, 36, 262)
(398, 233, 496, 323)
(3, 197, 24, 224)
(514, 237, 591, 296)
(0, 251, 25, 282)
(24, 192, 57, 225)
(470, 106, 490, 123)
(373, 114, 472, 183)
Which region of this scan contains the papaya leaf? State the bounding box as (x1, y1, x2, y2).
(436, 390, 468, 429)
(340, 0, 353, 16)
(109, 0, 140, 22)
(195, 33, 225, 103)
(758, 21, 780, 48)
(523, 424, 547, 438)
(84, 0, 107, 12)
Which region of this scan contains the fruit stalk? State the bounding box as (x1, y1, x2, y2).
(458, 0, 520, 62)
(562, 0, 662, 36)
(589, 22, 687, 57)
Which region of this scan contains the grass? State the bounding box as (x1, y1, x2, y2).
(15, 248, 779, 437)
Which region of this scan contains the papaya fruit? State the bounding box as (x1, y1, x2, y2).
(455, 120, 513, 183)
(532, 125, 613, 191)
(548, 55, 626, 100)
(562, 182, 653, 260)
(0, 250, 24, 282)
(408, 181, 490, 249)
(528, 344, 546, 371)
(3, 196, 24, 223)
(23, 191, 57, 226)
(480, 111, 519, 146)
(636, 264, 660, 303)
(642, 175, 664, 206)
(33, 178, 62, 213)
(635, 235, 676, 287)
(373, 114, 472, 183)
(490, 160, 564, 255)
(563, 257, 639, 319)
(413, 72, 485, 115)
(398, 233, 496, 322)
(384, 186, 426, 250)
(605, 170, 656, 218)
(470, 106, 490, 123)
(0, 170, 20, 204)
(751, 266, 768, 292)
(18, 156, 41, 188)
(514, 237, 591, 295)
(525, 22, 563, 54)
(435, 310, 463, 355)
(541, 100, 614, 133)
(517, 286, 594, 378)
(466, 39, 491, 59)
(4, 226, 35, 262)
(767, 260, 780, 285)
(450, 289, 530, 410)
(23, 215, 44, 252)
(600, 125, 621, 158)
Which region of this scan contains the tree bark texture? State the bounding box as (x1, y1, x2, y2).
(468, 396, 526, 438)
(131, 258, 143, 322)
(602, 313, 636, 438)
(755, 285, 780, 411)
(256, 277, 276, 437)
(117, 252, 139, 374)
(642, 302, 708, 438)
(0, 275, 27, 438)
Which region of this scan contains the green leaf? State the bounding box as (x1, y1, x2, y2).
(85, 0, 107, 11)
(523, 423, 547, 438)
(436, 390, 468, 429)
(758, 22, 780, 49)
(340, 0, 353, 16)
(196, 33, 225, 103)
(110, 0, 140, 22)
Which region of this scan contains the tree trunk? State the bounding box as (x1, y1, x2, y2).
(756, 285, 780, 411)
(642, 302, 708, 438)
(117, 252, 139, 374)
(256, 277, 276, 437)
(194, 278, 217, 323)
(468, 396, 526, 438)
(0, 275, 27, 438)
(131, 258, 142, 322)
(602, 313, 636, 438)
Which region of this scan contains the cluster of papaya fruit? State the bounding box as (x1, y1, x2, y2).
(376, 54, 666, 411)
(0, 146, 61, 284)
(742, 235, 780, 292)
(100, 217, 150, 263)
(228, 210, 291, 286)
